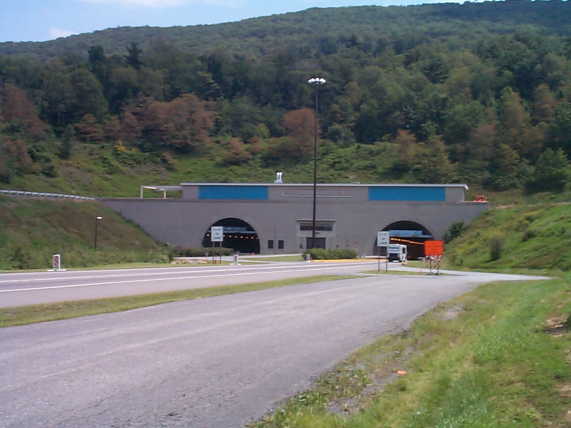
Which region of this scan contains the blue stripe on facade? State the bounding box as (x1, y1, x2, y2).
(199, 186, 269, 200)
(368, 187, 445, 202)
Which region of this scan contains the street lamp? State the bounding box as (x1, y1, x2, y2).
(94, 216, 103, 250)
(307, 77, 326, 249)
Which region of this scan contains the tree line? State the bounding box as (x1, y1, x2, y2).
(1, 1, 571, 192)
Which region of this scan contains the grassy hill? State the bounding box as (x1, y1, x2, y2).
(446, 202, 571, 271)
(1, 140, 403, 197)
(0, 195, 167, 270)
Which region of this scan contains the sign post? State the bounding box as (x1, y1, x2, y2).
(377, 231, 390, 273)
(211, 226, 224, 264)
(211, 226, 224, 243)
(424, 240, 444, 275)
(50, 254, 64, 272)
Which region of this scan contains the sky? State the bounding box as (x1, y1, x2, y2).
(0, 0, 469, 43)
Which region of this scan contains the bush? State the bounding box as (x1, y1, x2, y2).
(443, 221, 465, 243)
(169, 246, 234, 258)
(521, 229, 537, 242)
(489, 237, 504, 261)
(525, 148, 570, 193)
(303, 248, 357, 260)
(10, 247, 32, 269)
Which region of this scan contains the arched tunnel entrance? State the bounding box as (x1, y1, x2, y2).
(374, 221, 433, 259)
(202, 218, 260, 254)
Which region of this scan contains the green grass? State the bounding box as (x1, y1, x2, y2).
(1, 141, 398, 198)
(242, 255, 305, 262)
(0, 196, 169, 270)
(0, 261, 234, 273)
(446, 203, 571, 271)
(250, 274, 571, 428)
(361, 269, 432, 276)
(0, 274, 357, 328)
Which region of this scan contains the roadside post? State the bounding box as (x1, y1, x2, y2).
(50, 254, 65, 272)
(377, 231, 390, 273)
(211, 226, 224, 264)
(424, 240, 444, 274)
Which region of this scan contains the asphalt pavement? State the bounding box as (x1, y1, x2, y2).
(0, 261, 380, 307)
(0, 268, 546, 427)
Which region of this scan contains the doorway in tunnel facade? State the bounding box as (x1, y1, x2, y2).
(202, 218, 260, 254)
(373, 221, 433, 259)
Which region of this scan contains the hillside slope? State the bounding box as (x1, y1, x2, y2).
(1, 2, 570, 58)
(446, 203, 571, 271)
(1, 1, 570, 201)
(0, 196, 167, 270)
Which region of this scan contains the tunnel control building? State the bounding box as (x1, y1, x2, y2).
(102, 182, 488, 256)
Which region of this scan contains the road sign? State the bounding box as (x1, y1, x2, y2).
(424, 240, 444, 256)
(377, 231, 390, 247)
(211, 226, 224, 242)
(52, 254, 61, 271)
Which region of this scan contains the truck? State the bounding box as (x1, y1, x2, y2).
(387, 244, 407, 263)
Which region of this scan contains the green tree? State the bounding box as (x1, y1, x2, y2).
(59, 125, 76, 159)
(126, 42, 143, 70)
(526, 148, 569, 192)
(532, 83, 557, 124)
(550, 102, 571, 155)
(488, 143, 529, 190)
(411, 138, 457, 183)
(88, 45, 108, 85)
(70, 68, 108, 121)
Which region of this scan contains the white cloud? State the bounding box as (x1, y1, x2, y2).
(49, 27, 76, 39)
(80, 0, 237, 7)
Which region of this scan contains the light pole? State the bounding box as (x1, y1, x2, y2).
(307, 77, 326, 249)
(94, 216, 103, 250)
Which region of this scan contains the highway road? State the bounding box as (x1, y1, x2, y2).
(0, 261, 381, 308)
(0, 266, 544, 428)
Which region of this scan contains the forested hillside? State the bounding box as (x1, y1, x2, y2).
(1, 1, 570, 196)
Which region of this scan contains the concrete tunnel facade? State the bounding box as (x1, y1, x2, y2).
(101, 182, 488, 257)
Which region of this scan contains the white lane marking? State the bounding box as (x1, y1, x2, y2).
(0, 263, 374, 285)
(0, 265, 366, 294)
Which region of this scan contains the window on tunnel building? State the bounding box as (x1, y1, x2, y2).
(299, 221, 334, 232)
(278, 240, 284, 249)
(268, 240, 274, 249)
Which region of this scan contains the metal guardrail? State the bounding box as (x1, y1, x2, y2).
(0, 190, 95, 200)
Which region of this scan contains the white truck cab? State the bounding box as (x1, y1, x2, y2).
(387, 244, 407, 263)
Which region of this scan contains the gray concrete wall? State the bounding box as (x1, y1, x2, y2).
(102, 197, 487, 256)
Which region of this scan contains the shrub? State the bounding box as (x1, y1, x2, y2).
(443, 221, 465, 243)
(521, 229, 537, 242)
(303, 248, 357, 260)
(10, 247, 31, 269)
(489, 237, 504, 261)
(169, 246, 234, 258)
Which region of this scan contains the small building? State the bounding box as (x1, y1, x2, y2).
(102, 182, 487, 257)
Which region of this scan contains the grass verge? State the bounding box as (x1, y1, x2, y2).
(241, 256, 305, 262)
(250, 274, 571, 427)
(0, 275, 357, 328)
(361, 270, 431, 276)
(0, 261, 231, 273)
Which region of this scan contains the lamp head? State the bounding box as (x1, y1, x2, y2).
(308, 77, 326, 86)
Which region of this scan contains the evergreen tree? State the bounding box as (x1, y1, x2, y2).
(59, 125, 75, 159)
(526, 148, 570, 192)
(126, 43, 143, 70)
